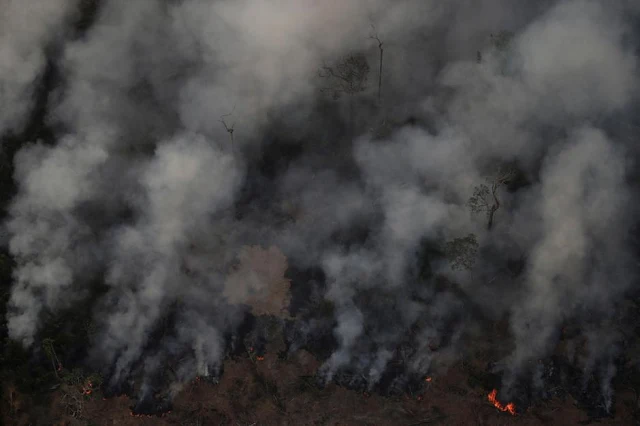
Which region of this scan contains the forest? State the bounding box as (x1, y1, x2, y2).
(1, 0, 640, 425)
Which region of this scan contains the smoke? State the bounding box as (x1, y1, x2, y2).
(0, 0, 77, 136)
(7, 133, 109, 345)
(506, 127, 634, 392)
(517, 0, 637, 117)
(93, 133, 241, 385)
(2, 0, 639, 413)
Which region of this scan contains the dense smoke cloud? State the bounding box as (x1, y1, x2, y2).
(505, 127, 635, 399)
(0, 0, 76, 135)
(2, 0, 639, 412)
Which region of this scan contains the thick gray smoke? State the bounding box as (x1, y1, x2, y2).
(2, 0, 639, 411)
(0, 0, 77, 135)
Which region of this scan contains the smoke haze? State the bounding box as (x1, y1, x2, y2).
(2, 0, 639, 413)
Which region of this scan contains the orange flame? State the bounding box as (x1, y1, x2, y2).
(487, 389, 516, 415)
(425, 376, 432, 382)
(82, 381, 93, 396)
(256, 356, 265, 361)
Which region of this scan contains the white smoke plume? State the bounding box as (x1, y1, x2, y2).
(506, 127, 634, 386)
(1, 0, 639, 413)
(0, 0, 78, 135)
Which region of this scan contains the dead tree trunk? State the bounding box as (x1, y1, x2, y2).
(370, 28, 384, 105)
(487, 182, 500, 230)
(377, 42, 383, 103)
(220, 110, 235, 155)
(349, 95, 355, 135)
(487, 205, 497, 230)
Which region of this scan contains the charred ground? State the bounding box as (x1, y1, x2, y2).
(2, 0, 640, 425)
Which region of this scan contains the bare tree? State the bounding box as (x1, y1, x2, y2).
(369, 24, 384, 104)
(319, 53, 370, 98)
(444, 234, 479, 271)
(319, 53, 370, 132)
(219, 107, 235, 153)
(468, 165, 516, 230)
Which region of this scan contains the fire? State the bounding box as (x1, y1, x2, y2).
(487, 389, 516, 415)
(81, 381, 93, 396)
(425, 377, 432, 382)
(256, 356, 265, 361)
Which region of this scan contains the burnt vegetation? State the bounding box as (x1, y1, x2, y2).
(1, 1, 640, 425)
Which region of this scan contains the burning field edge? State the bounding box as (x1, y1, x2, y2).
(3, 311, 640, 426)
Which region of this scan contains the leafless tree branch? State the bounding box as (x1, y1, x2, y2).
(369, 23, 384, 104)
(219, 106, 236, 152)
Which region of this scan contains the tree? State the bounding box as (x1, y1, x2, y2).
(444, 234, 479, 271)
(369, 24, 384, 104)
(319, 53, 370, 132)
(219, 107, 236, 154)
(319, 53, 370, 99)
(468, 164, 516, 230)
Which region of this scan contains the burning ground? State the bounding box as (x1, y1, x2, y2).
(3, 345, 640, 425)
(2, 0, 640, 424)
